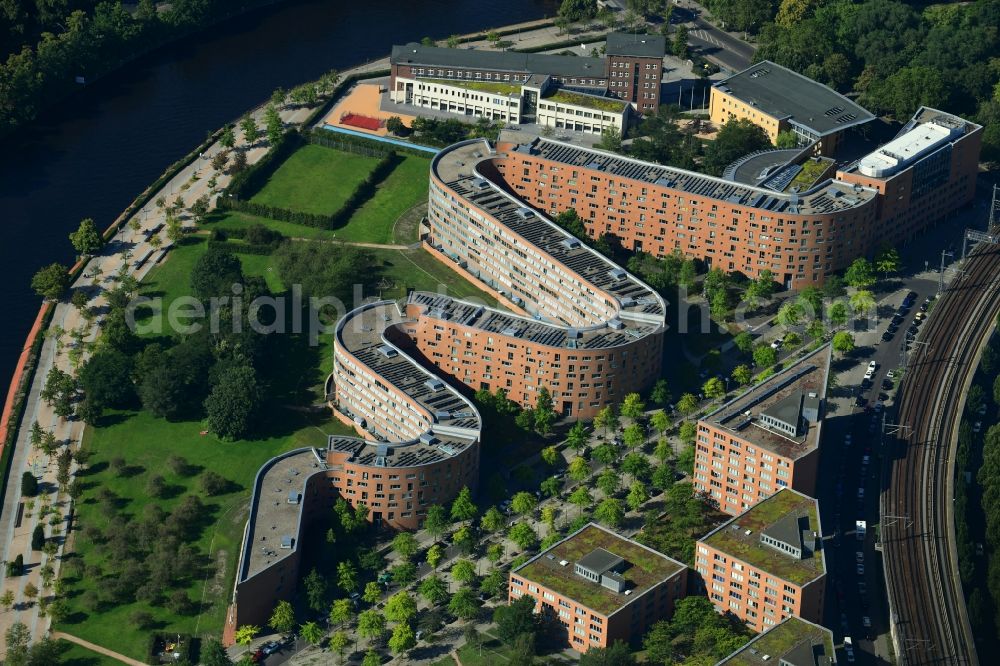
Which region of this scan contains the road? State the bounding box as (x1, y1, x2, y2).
(677, 4, 755, 72)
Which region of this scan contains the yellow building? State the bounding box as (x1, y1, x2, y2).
(710, 61, 873, 156)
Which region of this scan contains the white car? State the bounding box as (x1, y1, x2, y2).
(856, 551, 864, 563)
(862, 616, 872, 628)
(770, 339, 782, 350)
(974, 421, 983, 434)
(868, 361, 877, 371)
(844, 637, 856, 663)
(864, 368, 874, 380)
(886, 370, 895, 379)
(862, 455, 870, 466)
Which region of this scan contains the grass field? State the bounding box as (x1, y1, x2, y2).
(332, 154, 430, 244)
(251, 144, 380, 216)
(56, 410, 355, 659)
(371, 248, 496, 304)
(55, 640, 126, 666)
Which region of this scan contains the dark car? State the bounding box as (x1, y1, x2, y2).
(882, 378, 893, 390)
(908, 324, 919, 336)
(920, 299, 930, 312)
(861, 378, 872, 389)
(855, 395, 867, 407)
(878, 392, 890, 402)
(892, 314, 904, 325)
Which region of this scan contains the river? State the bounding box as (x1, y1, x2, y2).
(0, 0, 557, 389)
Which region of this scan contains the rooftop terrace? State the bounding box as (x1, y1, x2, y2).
(544, 88, 628, 113)
(419, 77, 521, 96)
(701, 489, 824, 586)
(514, 523, 685, 616)
(703, 345, 831, 460)
(515, 136, 875, 216)
(718, 616, 835, 665)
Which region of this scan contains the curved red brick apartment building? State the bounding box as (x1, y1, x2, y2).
(225, 138, 667, 642)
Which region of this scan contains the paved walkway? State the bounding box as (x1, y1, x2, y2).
(51, 631, 141, 665)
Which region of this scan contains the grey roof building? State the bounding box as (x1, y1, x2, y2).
(605, 33, 666, 58)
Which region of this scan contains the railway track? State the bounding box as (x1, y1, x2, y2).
(882, 239, 1000, 665)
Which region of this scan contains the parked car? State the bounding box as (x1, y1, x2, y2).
(261, 641, 282, 656)
(856, 551, 865, 563)
(868, 361, 878, 371)
(770, 338, 782, 350)
(856, 563, 865, 575)
(845, 637, 856, 663)
(886, 370, 895, 379)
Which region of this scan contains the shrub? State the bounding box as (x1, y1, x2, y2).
(21, 471, 37, 497)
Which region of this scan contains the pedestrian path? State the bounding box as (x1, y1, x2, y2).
(51, 631, 141, 665)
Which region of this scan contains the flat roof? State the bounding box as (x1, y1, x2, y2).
(857, 115, 962, 178)
(714, 61, 873, 137)
(702, 345, 831, 460)
(717, 616, 836, 665)
(514, 523, 685, 616)
(391, 43, 608, 80)
(701, 489, 824, 586)
(605, 32, 666, 58)
(510, 134, 875, 216)
(241, 448, 326, 581)
(432, 140, 666, 329)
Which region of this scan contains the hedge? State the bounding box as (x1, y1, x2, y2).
(225, 129, 305, 200)
(206, 239, 279, 256)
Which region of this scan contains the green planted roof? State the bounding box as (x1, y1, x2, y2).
(420, 78, 521, 96)
(545, 89, 627, 113)
(514, 523, 684, 616)
(720, 616, 835, 665)
(701, 489, 824, 586)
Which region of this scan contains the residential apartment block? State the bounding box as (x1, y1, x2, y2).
(492, 104, 979, 289)
(693, 345, 830, 515)
(510, 523, 687, 653)
(389, 33, 665, 134)
(696, 489, 826, 633)
(716, 616, 836, 665)
(710, 61, 875, 155)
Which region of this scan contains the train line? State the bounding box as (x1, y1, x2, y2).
(882, 238, 1000, 665)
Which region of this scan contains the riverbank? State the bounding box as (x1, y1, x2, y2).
(0, 13, 578, 657)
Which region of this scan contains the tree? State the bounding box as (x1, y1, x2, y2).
(875, 246, 901, 276)
(594, 405, 619, 434)
(234, 625, 260, 647)
(568, 485, 593, 513)
(301, 621, 325, 646)
(21, 471, 38, 497)
(391, 561, 417, 586)
(596, 498, 624, 527)
(385, 591, 417, 624)
(230, 149, 248, 173)
(362, 648, 381, 666)
(449, 587, 480, 622)
(419, 575, 449, 606)
(734, 331, 754, 355)
(566, 421, 589, 451)
(702, 377, 726, 401)
(423, 505, 449, 541)
(511, 491, 537, 516)
(31, 524, 45, 550)
(392, 532, 419, 561)
(594, 443, 618, 466)
(622, 452, 651, 483)
(360, 581, 380, 606)
(329, 599, 354, 628)
(569, 456, 591, 482)
(623, 423, 646, 451)
(509, 522, 538, 550)
(240, 114, 260, 145)
(534, 386, 555, 434)
(832, 331, 856, 355)
(269, 600, 296, 634)
(451, 559, 477, 586)
(649, 378, 671, 406)
(264, 104, 283, 145)
(220, 125, 236, 149)
(620, 392, 646, 420)
(753, 344, 778, 368)
(481, 506, 505, 534)
(579, 640, 637, 665)
(672, 24, 689, 58)
(69, 218, 103, 257)
(775, 130, 799, 148)
(703, 118, 772, 176)
(304, 568, 328, 613)
(596, 127, 623, 152)
(453, 524, 476, 554)
(0, 589, 13, 611)
(849, 290, 876, 317)
(651, 409, 671, 436)
(679, 421, 697, 445)
(558, 0, 598, 22)
(205, 364, 263, 440)
(845, 258, 876, 289)
(828, 301, 849, 328)
(358, 610, 387, 645)
(627, 481, 649, 512)
(191, 244, 243, 300)
(31, 263, 70, 300)
(776, 301, 803, 327)
(450, 485, 478, 522)
(676, 393, 699, 416)
(495, 595, 539, 643)
(541, 446, 560, 467)
(329, 631, 350, 664)
(337, 561, 358, 594)
(389, 622, 416, 654)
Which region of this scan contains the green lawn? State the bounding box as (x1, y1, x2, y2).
(331, 154, 430, 244)
(251, 144, 380, 215)
(57, 410, 355, 660)
(371, 248, 496, 304)
(55, 640, 126, 666)
(207, 210, 333, 241)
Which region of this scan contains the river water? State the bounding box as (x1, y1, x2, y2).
(0, 0, 557, 388)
